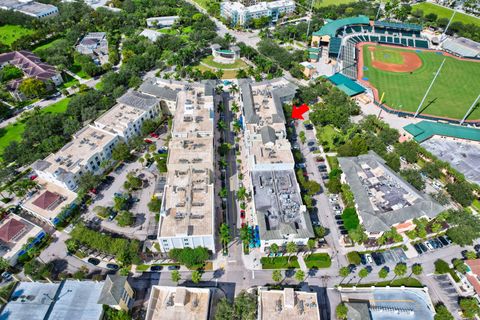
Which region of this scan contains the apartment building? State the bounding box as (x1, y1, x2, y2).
(32, 126, 120, 191)
(157, 80, 216, 252)
(0, 0, 58, 18)
(94, 91, 161, 140)
(240, 78, 314, 251)
(220, 0, 295, 26)
(76, 32, 109, 66)
(139, 78, 182, 115)
(258, 287, 320, 320)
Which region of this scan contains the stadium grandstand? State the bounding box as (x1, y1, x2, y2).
(404, 121, 480, 143)
(310, 16, 429, 79)
(326, 73, 365, 97)
(441, 37, 480, 59)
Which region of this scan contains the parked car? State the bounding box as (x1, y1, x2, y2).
(144, 139, 153, 144)
(240, 210, 245, 219)
(335, 215, 342, 220)
(348, 264, 357, 272)
(439, 236, 449, 246)
(108, 212, 117, 221)
(425, 241, 434, 251)
(309, 147, 318, 152)
(418, 242, 428, 253)
(336, 220, 343, 225)
(322, 175, 329, 180)
(295, 163, 306, 169)
(339, 226, 346, 231)
(433, 238, 443, 248)
(150, 133, 159, 138)
(1, 272, 12, 282)
(150, 265, 163, 272)
(304, 123, 313, 130)
(371, 252, 385, 266)
(316, 157, 325, 162)
(333, 205, 341, 211)
(413, 243, 424, 255)
(88, 258, 100, 266)
(106, 263, 119, 270)
(360, 254, 367, 265)
(340, 230, 349, 235)
(365, 254, 373, 264)
(318, 166, 327, 172)
(168, 265, 180, 270)
(307, 141, 315, 146)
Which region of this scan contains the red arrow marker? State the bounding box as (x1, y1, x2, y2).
(291, 104, 309, 120)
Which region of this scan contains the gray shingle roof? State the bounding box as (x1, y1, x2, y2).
(117, 91, 159, 111)
(138, 79, 178, 101)
(97, 275, 128, 306)
(260, 126, 276, 144)
(338, 151, 444, 233)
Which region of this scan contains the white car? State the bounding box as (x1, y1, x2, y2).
(425, 241, 434, 251)
(365, 254, 373, 264)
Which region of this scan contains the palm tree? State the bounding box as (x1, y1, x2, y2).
(219, 223, 231, 252)
(358, 268, 369, 284)
(217, 120, 227, 131)
(378, 267, 389, 281)
(272, 270, 282, 283)
(218, 158, 227, 169)
(339, 266, 350, 284)
(269, 243, 279, 262)
(231, 101, 239, 113)
(215, 85, 224, 95)
(295, 270, 305, 282)
(286, 241, 297, 263)
(236, 186, 247, 201)
(306, 239, 316, 255)
(393, 263, 407, 283)
(232, 121, 241, 134)
(191, 270, 202, 284)
(218, 187, 228, 199)
(171, 270, 181, 284)
(411, 264, 423, 277)
(230, 84, 239, 94)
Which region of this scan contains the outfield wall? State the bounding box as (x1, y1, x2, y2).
(355, 42, 480, 125)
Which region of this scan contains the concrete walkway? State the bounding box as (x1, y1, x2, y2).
(298, 255, 308, 271)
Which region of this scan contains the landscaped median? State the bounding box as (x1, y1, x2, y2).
(304, 253, 332, 269)
(260, 256, 300, 269)
(340, 277, 423, 288)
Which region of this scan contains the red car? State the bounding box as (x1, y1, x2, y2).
(240, 210, 245, 219)
(89, 188, 97, 194)
(29, 175, 38, 180)
(316, 157, 325, 162)
(149, 133, 159, 138)
(241, 222, 246, 228)
(144, 139, 153, 144)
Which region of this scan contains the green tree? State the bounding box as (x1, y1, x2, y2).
(123, 172, 142, 191)
(460, 297, 480, 319)
(453, 258, 468, 274)
(191, 270, 202, 283)
(411, 264, 423, 276)
(111, 142, 132, 162)
(434, 259, 450, 274)
(218, 187, 228, 199)
(171, 270, 181, 284)
(314, 225, 326, 239)
(348, 225, 368, 244)
(168, 247, 209, 269)
(446, 182, 475, 207)
(236, 186, 248, 201)
(272, 269, 282, 283)
(219, 223, 231, 249)
(378, 267, 389, 280)
(286, 241, 297, 262)
(295, 270, 305, 282)
(339, 266, 350, 282)
(19, 78, 46, 98)
(393, 263, 407, 278)
(77, 171, 101, 194)
(336, 303, 349, 320)
(400, 169, 425, 190)
(116, 211, 134, 227)
(347, 251, 361, 265)
(147, 196, 162, 212)
(233, 291, 257, 320)
(466, 251, 478, 260)
(358, 268, 369, 282)
(215, 298, 234, 320)
(306, 238, 316, 253)
(94, 206, 110, 218)
(434, 303, 454, 320)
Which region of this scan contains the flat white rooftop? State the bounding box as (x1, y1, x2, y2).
(259, 288, 320, 320)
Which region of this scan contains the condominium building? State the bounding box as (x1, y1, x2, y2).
(76, 32, 109, 66)
(157, 80, 216, 252)
(240, 78, 314, 251)
(32, 126, 120, 191)
(220, 0, 295, 26)
(0, 0, 58, 18)
(258, 287, 320, 320)
(146, 286, 214, 320)
(139, 78, 182, 115)
(94, 91, 161, 140)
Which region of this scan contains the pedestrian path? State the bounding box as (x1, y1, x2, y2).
(298, 255, 308, 271)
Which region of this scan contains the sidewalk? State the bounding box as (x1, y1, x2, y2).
(298, 255, 308, 271)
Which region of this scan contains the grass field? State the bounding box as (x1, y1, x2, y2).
(0, 98, 70, 155)
(313, 0, 356, 8)
(362, 44, 480, 120)
(260, 256, 300, 269)
(201, 56, 248, 69)
(304, 253, 332, 268)
(0, 25, 34, 46)
(413, 2, 480, 27)
(372, 47, 404, 64)
(33, 38, 64, 53)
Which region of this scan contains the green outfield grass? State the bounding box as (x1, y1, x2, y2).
(372, 47, 404, 64)
(362, 44, 480, 120)
(313, 0, 356, 8)
(413, 2, 480, 27)
(0, 25, 34, 46)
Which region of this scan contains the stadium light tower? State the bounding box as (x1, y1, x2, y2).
(306, 0, 315, 40)
(460, 94, 480, 125)
(440, 10, 456, 42)
(414, 58, 446, 118)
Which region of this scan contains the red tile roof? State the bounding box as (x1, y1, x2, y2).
(466, 274, 480, 296)
(0, 218, 26, 242)
(32, 190, 61, 210)
(466, 259, 480, 275)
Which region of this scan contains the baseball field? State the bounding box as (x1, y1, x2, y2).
(359, 44, 480, 121)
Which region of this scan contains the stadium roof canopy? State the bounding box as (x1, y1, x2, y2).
(328, 37, 342, 56)
(404, 121, 480, 143)
(327, 73, 365, 96)
(442, 37, 480, 59)
(313, 15, 370, 37)
(374, 20, 422, 31)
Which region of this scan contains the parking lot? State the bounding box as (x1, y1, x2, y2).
(413, 235, 453, 255)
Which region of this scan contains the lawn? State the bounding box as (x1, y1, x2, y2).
(42, 98, 71, 114)
(196, 65, 238, 79)
(33, 38, 64, 53)
(59, 74, 79, 89)
(316, 124, 339, 151)
(326, 155, 339, 170)
(314, 0, 356, 8)
(362, 44, 480, 120)
(68, 64, 90, 80)
(201, 55, 248, 69)
(413, 2, 480, 27)
(191, 0, 211, 10)
(0, 121, 26, 154)
(471, 199, 480, 212)
(0, 25, 34, 46)
(372, 47, 404, 64)
(356, 277, 423, 287)
(159, 28, 178, 35)
(0, 98, 70, 155)
(261, 256, 300, 269)
(341, 208, 360, 230)
(304, 253, 332, 268)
